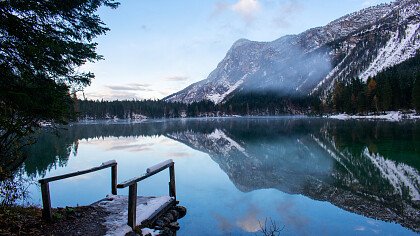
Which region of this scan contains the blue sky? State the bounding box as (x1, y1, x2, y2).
(80, 0, 393, 101)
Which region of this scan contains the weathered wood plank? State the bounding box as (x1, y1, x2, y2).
(117, 161, 173, 188)
(41, 182, 52, 220)
(141, 198, 176, 227)
(39, 160, 117, 183)
(169, 164, 176, 199)
(111, 164, 117, 195)
(146, 159, 173, 173)
(127, 183, 138, 228)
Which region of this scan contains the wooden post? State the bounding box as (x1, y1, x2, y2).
(169, 163, 176, 200)
(111, 164, 117, 195)
(127, 183, 137, 228)
(40, 182, 52, 220)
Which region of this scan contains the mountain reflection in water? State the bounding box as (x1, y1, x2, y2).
(23, 118, 420, 232)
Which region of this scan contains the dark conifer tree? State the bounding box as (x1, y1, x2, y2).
(0, 0, 119, 173)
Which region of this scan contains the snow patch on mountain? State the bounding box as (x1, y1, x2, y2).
(206, 77, 245, 104)
(166, 129, 249, 158)
(360, 23, 420, 81)
(363, 148, 420, 201)
(312, 135, 354, 178)
(208, 129, 247, 154)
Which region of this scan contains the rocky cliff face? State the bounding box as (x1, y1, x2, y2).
(165, 0, 419, 104)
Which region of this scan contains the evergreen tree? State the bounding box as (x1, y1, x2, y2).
(413, 79, 420, 113)
(332, 81, 345, 112)
(366, 78, 377, 111)
(0, 0, 119, 173)
(380, 79, 392, 112)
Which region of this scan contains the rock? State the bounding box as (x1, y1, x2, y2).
(160, 227, 174, 236)
(164, 213, 175, 222)
(160, 217, 171, 225)
(155, 219, 166, 227)
(168, 210, 179, 219)
(168, 222, 180, 230)
(174, 206, 187, 219)
(156, 217, 171, 227)
(125, 231, 138, 236)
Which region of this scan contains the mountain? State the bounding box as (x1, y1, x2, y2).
(165, 0, 419, 104)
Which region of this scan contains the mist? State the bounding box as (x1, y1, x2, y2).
(237, 37, 333, 97)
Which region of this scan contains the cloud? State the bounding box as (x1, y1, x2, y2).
(362, 0, 380, 7)
(140, 24, 148, 31)
(108, 143, 155, 152)
(163, 76, 189, 82)
(236, 204, 261, 233)
(81, 82, 159, 101)
(82, 87, 159, 100)
(272, 0, 304, 28)
(165, 152, 193, 158)
(82, 137, 147, 151)
(276, 199, 308, 233)
(212, 2, 230, 17)
(156, 87, 184, 97)
(354, 226, 366, 231)
(213, 213, 234, 233)
(106, 83, 152, 91)
(83, 91, 142, 101)
(212, 0, 261, 24)
(231, 0, 261, 23)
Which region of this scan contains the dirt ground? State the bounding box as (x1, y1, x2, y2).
(0, 205, 110, 236)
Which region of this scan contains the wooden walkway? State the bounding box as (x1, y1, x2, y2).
(38, 159, 178, 235)
(93, 195, 176, 235)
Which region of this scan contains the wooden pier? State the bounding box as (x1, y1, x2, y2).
(38, 159, 179, 234)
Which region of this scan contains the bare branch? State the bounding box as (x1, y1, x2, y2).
(257, 217, 284, 236)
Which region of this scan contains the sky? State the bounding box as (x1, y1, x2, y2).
(80, 0, 394, 101)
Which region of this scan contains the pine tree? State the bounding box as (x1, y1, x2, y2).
(380, 79, 393, 112)
(366, 78, 377, 111)
(413, 79, 420, 114)
(332, 81, 344, 112)
(0, 0, 119, 173)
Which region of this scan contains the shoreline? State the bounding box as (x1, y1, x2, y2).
(327, 111, 420, 122)
(74, 111, 420, 124)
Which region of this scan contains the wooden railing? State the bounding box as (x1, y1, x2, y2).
(117, 159, 176, 228)
(38, 160, 117, 220)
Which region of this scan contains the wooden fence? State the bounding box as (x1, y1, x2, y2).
(38, 160, 117, 220)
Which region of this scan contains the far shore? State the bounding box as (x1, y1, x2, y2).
(70, 111, 420, 125)
(327, 111, 420, 121)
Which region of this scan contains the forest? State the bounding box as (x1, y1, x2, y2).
(76, 95, 316, 119)
(325, 53, 420, 114)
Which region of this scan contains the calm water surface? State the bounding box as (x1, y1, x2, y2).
(22, 117, 420, 235)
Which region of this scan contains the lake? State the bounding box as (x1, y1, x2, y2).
(21, 117, 420, 235)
